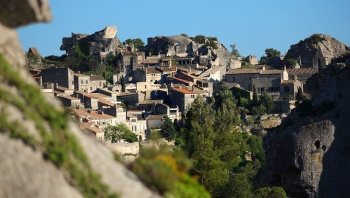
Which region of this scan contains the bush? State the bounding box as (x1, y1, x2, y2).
(310, 34, 323, 44)
(254, 187, 287, 198)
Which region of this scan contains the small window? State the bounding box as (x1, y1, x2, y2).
(86, 80, 88, 84)
(81, 80, 83, 84)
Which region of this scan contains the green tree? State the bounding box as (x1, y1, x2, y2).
(123, 38, 145, 49)
(295, 86, 303, 103)
(259, 92, 275, 114)
(285, 58, 297, 68)
(254, 187, 287, 198)
(160, 115, 176, 142)
(265, 48, 281, 59)
(260, 56, 267, 65)
(104, 123, 138, 143)
(120, 75, 126, 92)
(230, 44, 241, 57)
(252, 86, 259, 106)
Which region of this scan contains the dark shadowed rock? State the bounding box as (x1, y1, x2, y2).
(261, 62, 350, 197)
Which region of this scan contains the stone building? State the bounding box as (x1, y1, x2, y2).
(41, 67, 75, 89)
(74, 74, 90, 92)
(225, 68, 260, 91)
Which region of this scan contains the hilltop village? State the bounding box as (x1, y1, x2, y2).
(27, 26, 349, 158)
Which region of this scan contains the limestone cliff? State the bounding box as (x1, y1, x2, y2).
(142, 35, 231, 66)
(284, 34, 349, 68)
(261, 58, 350, 197)
(0, 1, 158, 197)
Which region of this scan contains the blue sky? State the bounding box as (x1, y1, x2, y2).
(18, 0, 350, 58)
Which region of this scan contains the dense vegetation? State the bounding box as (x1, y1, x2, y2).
(130, 86, 285, 197)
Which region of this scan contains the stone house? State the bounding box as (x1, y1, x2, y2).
(279, 79, 303, 100)
(74, 74, 90, 92)
(198, 65, 226, 82)
(252, 69, 284, 94)
(74, 91, 99, 110)
(125, 115, 147, 141)
(117, 92, 145, 107)
(79, 122, 104, 142)
(225, 68, 260, 91)
(170, 87, 210, 113)
(41, 67, 75, 89)
(90, 75, 106, 92)
(57, 95, 81, 108)
(73, 108, 119, 129)
(41, 82, 54, 97)
(146, 114, 165, 129)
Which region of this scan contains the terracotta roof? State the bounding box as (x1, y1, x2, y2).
(73, 109, 115, 119)
(142, 59, 159, 64)
(167, 76, 190, 84)
(79, 122, 95, 130)
(146, 67, 162, 74)
(172, 87, 195, 94)
(226, 69, 260, 74)
(57, 95, 80, 100)
(28, 47, 41, 57)
(87, 127, 104, 134)
(147, 114, 166, 120)
(138, 100, 163, 105)
(98, 99, 116, 107)
(287, 68, 318, 76)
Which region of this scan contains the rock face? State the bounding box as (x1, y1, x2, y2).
(245, 55, 259, 65)
(261, 61, 350, 197)
(284, 34, 350, 69)
(142, 35, 231, 66)
(0, 1, 158, 197)
(60, 26, 120, 59)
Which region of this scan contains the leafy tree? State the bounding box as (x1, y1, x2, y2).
(104, 123, 138, 143)
(285, 58, 297, 68)
(123, 38, 145, 49)
(259, 92, 275, 114)
(260, 56, 267, 65)
(254, 187, 287, 198)
(225, 174, 253, 198)
(120, 75, 126, 92)
(265, 48, 281, 59)
(230, 44, 241, 57)
(160, 115, 176, 142)
(252, 86, 259, 106)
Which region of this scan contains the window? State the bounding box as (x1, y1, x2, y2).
(81, 80, 83, 84)
(191, 95, 195, 98)
(232, 77, 235, 81)
(86, 80, 88, 84)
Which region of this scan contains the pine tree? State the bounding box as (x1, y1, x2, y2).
(160, 115, 176, 141)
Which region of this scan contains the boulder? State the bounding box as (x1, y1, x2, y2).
(0, 1, 158, 197)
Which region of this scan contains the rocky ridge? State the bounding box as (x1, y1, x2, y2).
(284, 34, 350, 68)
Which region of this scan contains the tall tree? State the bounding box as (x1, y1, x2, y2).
(230, 44, 241, 58)
(259, 92, 275, 114)
(160, 115, 176, 141)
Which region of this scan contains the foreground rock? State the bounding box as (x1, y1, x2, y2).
(261, 61, 350, 197)
(0, 1, 158, 197)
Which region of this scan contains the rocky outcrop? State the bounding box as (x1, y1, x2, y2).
(0, 1, 158, 197)
(142, 35, 231, 66)
(245, 54, 259, 65)
(261, 61, 350, 197)
(60, 26, 120, 59)
(284, 34, 349, 69)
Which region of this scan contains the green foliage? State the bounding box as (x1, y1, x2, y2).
(230, 44, 241, 57)
(260, 56, 267, 65)
(160, 115, 176, 141)
(123, 38, 145, 49)
(265, 48, 281, 59)
(295, 86, 303, 106)
(285, 59, 297, 68)
(0, 54, 117, 197)
(259, 92, 275, 114)
(129, 145, 210, 197)
(254, 187, 287, 198)
(241, 61, 256, 69)
(120, 75, 126, 92)
(225, 174, 253, 198)
(191, 35, 206, 44)
(104, 123, 138, 143)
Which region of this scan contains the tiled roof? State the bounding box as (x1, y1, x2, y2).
(57, 95, 80, 100)
(226, 69, 260, 74)
(73, 109, 115, 119)
(146, 67, 162, 74)
(287, 68, 318, 76)
(280, 80, 297, 84)
(90, 75, 105, 81)
(147, 114, 166, 120)
(167, 76, 190, 84)
(87, 127, 104, 134)
(261, 70, 283, 75)
(172, 87, 195, 94)
(79, 122, 94, 130)
(28, 47, 41, 57)
(138, 100, 163, 105)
